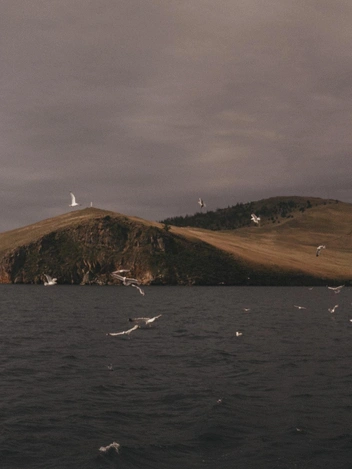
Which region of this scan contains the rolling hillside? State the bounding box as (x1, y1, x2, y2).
(0, 198, 351, 285)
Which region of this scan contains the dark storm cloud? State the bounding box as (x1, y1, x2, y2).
(1, 0, 352, 231)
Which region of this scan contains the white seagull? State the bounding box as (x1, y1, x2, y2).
(198, 198, 206, 209)
(328, 285, 344, 294)
(251, 213, 261, 224)
(294, 305, 307, 310)
(44, 274, 57, 286)
(111, 272, 145, 296)
(69, 192, 81, 207)
(316, 245, 326, 256)
(106, 325, 139, 336)
(236, 331, 243, 337)
(99, 442, 120, 453)
(328, 304, 339, 313)
(129, 314, 162, 327)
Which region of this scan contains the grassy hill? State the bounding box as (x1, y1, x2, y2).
(161, 196, 337, 230)
(0, 198, 351, 285)
(0, 208, 248, 285)
(169, 199, 352, 283)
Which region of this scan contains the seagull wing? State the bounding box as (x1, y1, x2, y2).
(70, 192, 76, 205)
(111, 273, 125, 281)
(107, 325, 139, 336)
(146, 314, 162, 324)
(44, 274, 52, 282)
(131, 284, 145, 295)
(124, 277, 140, 285)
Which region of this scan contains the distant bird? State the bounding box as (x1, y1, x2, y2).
(328, 285, 344, 294)
(294, 305, 306, 310)
(111, 272, 145, 296)
(328, 304, 339, 313)
(99, 442, 120, 453)
(113, 269, 131, 274)
(107, 364, 113, 371)
(243, 308, 251, 312)
(198, 198, 206, 209)
(106, 325, 139, 336)
(316, 245, 326, 256)
(44, 274, 57, 286)
(251, 213, 260, 224)
(236, 331, 243, 337)
(69, 192, 81, 207)
(129, 314, 162, 327)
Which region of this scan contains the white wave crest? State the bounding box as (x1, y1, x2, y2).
(99, 442, 120, 453)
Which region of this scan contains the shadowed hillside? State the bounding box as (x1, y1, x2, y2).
(0, 208, 249, 285)
(0, 199, 351, 285)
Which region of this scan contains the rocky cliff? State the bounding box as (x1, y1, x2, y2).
(0, 208, 250, 285)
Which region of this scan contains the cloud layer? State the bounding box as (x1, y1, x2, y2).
(1, 0, 352, 231)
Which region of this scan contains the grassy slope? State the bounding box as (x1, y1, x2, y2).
(0, 201, 351, 282)
(170, 202, 352, 281)
(0, 208, 162, 255)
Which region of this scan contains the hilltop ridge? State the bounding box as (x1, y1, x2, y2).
(0, 198, 351, 285)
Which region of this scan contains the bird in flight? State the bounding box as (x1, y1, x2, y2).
(198, 198, 206, 209)
(328, 285, 344, 294)
(44, 274, 57, 286)
(69, 192, 81, 207)
(328, 304, 339, 313)
(251, 213, 261, 224)
(294, 305, 306, 310)
(236, 331, 243, 337)
(111, 272, 145, 296)
(316, 245, 326, 256)
(106, 325, 139, 336)
(129, 314, 162, 327)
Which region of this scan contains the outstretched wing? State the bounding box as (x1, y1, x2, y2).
(106, 325, 139, 336)
(111, 273, 125, 281)
(69, 192, 76, 205)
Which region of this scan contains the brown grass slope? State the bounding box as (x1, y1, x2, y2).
(0, 208, 160, 256)
(170, 200, 352, 282)
(0, 201, 351, 284)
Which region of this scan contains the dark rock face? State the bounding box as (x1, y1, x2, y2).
(0, 216, 250, 285)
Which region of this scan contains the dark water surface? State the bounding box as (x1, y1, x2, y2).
(1, 285, 352, 469)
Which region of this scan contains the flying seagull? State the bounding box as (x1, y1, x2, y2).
(316, 245, 326, 256)
(44, 274, 57, 286)
(129, 314, 162, 327)
(251, 213, 261, 224)
(328, 304, 339, 313)
(69, 192, 81, 207)
(236, 331, 243, 337)
(328, 285, 344, 294)
(111, 272, 145, 296)
(99, 442, 120, 453)
(294, 305, 307, 310)
(198, 198, 206, 209)
(106, 325, 139, 336)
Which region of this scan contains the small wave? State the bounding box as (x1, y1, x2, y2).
(99, 441, 120, 454)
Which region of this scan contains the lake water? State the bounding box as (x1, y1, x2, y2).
(1, 285, 352, 469)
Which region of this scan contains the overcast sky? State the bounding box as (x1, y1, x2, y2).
(1, 0, 352, 232)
